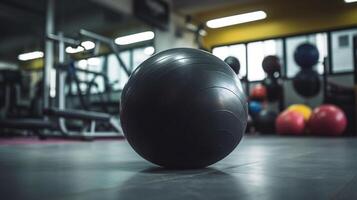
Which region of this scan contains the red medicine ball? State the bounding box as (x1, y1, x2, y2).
(309, 104, 347, 136)
(250, 84, 267, 101)
(276, 110, 305, 135)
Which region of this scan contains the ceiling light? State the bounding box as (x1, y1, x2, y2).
(66, 46, 84, 54)
(144, 46, 155, 55)
(206, 11, 267, 29)
(115, 31, 155, 45)
(81, 41, 95, 50)
(18, 51, 44, 61)
(345, 0, 357, 2)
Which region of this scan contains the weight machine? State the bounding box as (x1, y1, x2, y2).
(0, 0, 130, 140)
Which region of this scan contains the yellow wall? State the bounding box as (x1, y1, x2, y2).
(197, 0, 357, 49)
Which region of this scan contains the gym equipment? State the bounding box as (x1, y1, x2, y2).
(263, 75, 283, 102)
(0, 0, 125, 140)
(293, 69, 321, 98)
(260, 55, 284, 111)
(293, 43, 321, 98)
(44, 32, 124, 139)
(249, 101, 263, 116)
(294, 43, 319, 69)
(262, 55, 281, 75)
(287, 104, 312, 121)
(322, 55, 355, 135)
(354, 35, 357, 134)
(120, 48, 248, 169)
(276, 110, 305, 135)
(309, 104, 347, 136)
(250, 84, 267, 101)
(254, 110, 277, 134)
(0, 70, 39, 119)
(224, 56, 240, 75)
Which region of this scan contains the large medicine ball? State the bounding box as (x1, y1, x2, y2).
(120, 48, 248, 169)
(250, 84, 267, 101)
(249, 101, 263, 116)
(287, 104, 312, 121)
(276, 110, 305, 135)
(254, 110, 278, 134)
(294, 43, 319, 69)
(293, 69, 321, 98)
(262, 55, 281, 75)
(224, 56, 241, 75)
(309, 104, 347, 136)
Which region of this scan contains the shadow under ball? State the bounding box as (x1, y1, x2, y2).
(120, 48, 248, 169)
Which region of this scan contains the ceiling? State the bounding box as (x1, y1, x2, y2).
(0, 0, 144, 63)
(0, 0, 268, 63)
(172, 0, 261, 15)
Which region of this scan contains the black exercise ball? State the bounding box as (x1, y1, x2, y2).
(294, 43, 319, 69)
(293, 69, 321, 98)
(224, 56, 241, 75)
(262, 76, 283, 102)
(120, 48, 248, 169)
(254, 110, 278, 134)
(262, 55, 281, 75)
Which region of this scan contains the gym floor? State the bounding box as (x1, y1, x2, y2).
(1, 136, 356, 200)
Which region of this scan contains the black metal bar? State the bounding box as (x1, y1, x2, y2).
(47, 33, 80, 46)
(327, 32, 333, 74)
(323, 57, 329, 102)
(353, 35, 357, 135)
(80, 29, 131, 76)
(112, 44, 131, 76)
(75, 67, 107, 77)
(282, 38, 287, 79)
(353, 35, 357, 83)
(80, 29, 112, 44)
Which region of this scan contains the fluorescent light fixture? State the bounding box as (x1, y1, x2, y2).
(345, 0, 357, 2)
(66, 46, 84, 54)
(66, 41, 95, 54)
(81, 41, 95, 50)
(206, 11, 267, 29)
(115, 31, 155, 45)
(18, 51, 44, 61)
(144, 46, 155, 55)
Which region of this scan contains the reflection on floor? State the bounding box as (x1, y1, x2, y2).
(0, 135, 356, 200)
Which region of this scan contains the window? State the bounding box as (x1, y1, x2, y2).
(331, 29, 357, 73)
(107, 51, 131, 90)
(133, 46, 155, 70)
(75, 57, 105, 94)
(286, 33, 328, 77)
(247, 39, 283, 81)
(212, 44, 247, 78)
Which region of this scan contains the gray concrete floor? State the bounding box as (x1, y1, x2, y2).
(0, 136, 357, 200)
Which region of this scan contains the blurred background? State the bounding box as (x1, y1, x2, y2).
(0, 0, 357, 137)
